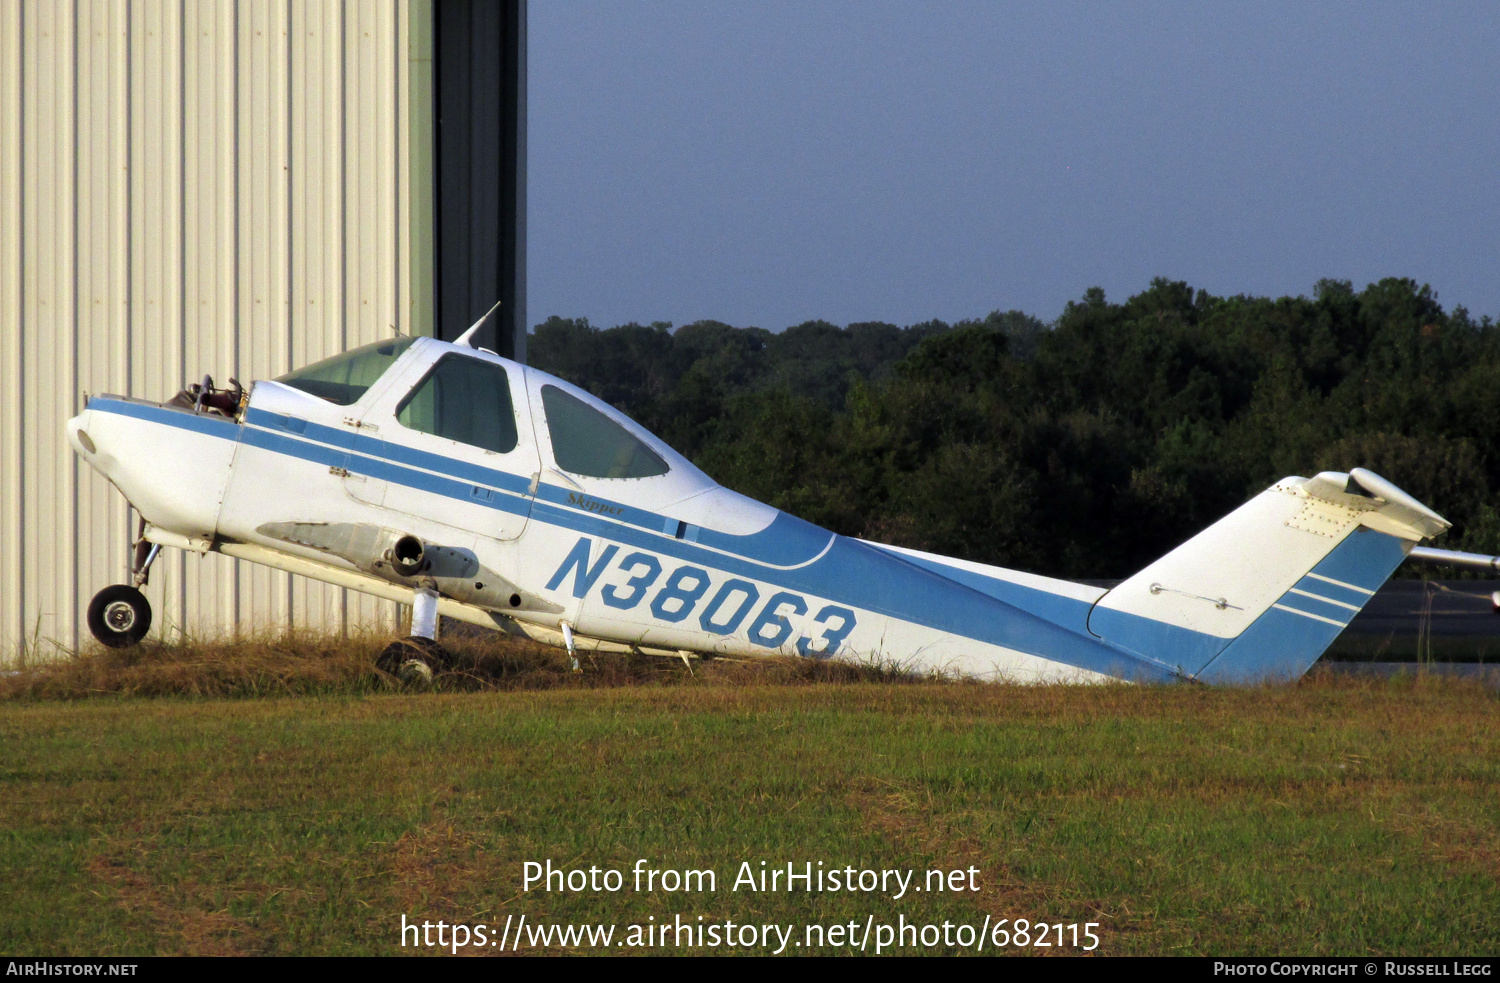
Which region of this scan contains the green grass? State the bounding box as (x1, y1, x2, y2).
(1, 637, 1497, 955)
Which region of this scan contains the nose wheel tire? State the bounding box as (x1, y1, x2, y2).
(376, 636, 452, 686)
(87, 585, 153, 648)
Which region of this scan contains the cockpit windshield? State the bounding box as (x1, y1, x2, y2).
(541, 384, 670, 479)
(276, 337, 416, 405)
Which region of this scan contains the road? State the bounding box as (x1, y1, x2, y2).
(1325, 579, 1500, 678)
(1345, 578, 1500, 637)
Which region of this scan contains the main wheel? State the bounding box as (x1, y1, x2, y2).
(87, 585, 152, 648)
(376, 636, 451, 686)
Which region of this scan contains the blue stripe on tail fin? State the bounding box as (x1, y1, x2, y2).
(1194, 526, 1408, 683)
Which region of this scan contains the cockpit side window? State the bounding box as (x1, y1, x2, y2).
(541, 385, 670, 479)
(396, 354, 519, 454)
(276, 337, 416, 405)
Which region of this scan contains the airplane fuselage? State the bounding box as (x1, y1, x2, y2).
(66, 336, 1447, 684)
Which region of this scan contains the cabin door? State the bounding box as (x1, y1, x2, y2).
(341, 351, 540, 542)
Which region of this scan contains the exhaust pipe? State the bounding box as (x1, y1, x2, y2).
(389, 534, 426, 577)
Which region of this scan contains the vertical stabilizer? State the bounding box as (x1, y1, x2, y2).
(1086, 470, 1448, 682)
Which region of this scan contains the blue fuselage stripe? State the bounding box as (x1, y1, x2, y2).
(93, 397, 240, 439)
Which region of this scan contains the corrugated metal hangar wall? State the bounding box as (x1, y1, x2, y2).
(0, 0, 526, 653)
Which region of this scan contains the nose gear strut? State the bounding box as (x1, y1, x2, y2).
(131, 517, 162, 588)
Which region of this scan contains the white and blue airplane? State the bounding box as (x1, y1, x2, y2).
(65, 320, 1454, 685)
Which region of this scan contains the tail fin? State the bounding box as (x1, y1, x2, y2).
(1087, 469, 1449, 683)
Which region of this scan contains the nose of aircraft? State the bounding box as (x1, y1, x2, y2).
(68, 407, 120, 482)
(66, 398, 240, 542)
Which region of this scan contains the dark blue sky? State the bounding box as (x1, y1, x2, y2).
(528, 1, 1499, 331)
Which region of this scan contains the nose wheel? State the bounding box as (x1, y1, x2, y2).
(86, 517, 162, 647)
(87, 585, 153, 648)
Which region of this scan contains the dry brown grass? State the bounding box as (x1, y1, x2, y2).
(0, 627, 920, 701)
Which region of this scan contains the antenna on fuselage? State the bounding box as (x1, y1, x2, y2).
(453, 299, 502, 348)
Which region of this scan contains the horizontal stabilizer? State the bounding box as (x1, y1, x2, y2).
(1406, 545, 1500, 571)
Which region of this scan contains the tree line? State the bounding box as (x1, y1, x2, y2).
(529, 278, 1500, 578)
